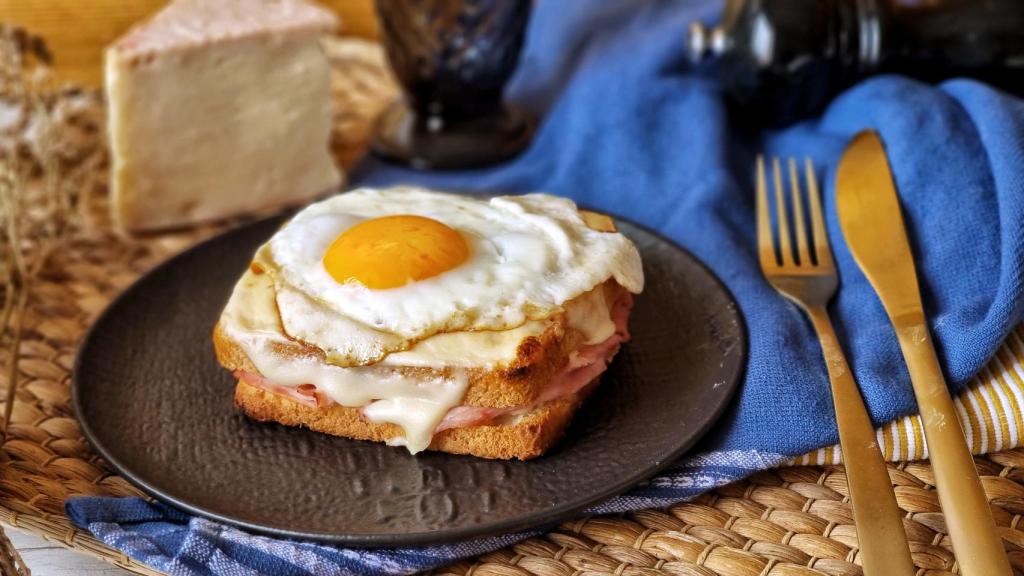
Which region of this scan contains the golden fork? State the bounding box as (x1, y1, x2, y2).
(756, 156, 915, 576)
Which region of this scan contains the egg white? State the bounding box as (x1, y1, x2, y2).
(263, 187, 644, 366)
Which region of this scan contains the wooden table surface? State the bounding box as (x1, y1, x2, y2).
(6, 525, 134, 576)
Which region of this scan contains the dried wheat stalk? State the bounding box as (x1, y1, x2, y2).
(0, 25, 108, 576)
(0, 25, 106, 437)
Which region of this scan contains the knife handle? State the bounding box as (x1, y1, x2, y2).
(808, 307, 916, 576)
(895, 315, 1011, 576)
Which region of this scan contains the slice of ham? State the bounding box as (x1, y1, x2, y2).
(239, 291, 634, 432)
(235, 370, 332, 409)
(435, 291, 633, 431)
(433, 406, 508, 432)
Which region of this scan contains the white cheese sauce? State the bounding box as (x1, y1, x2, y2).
(220, 267, 614, 454)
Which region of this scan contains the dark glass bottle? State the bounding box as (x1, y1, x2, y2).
(689, 0, 1024, 126)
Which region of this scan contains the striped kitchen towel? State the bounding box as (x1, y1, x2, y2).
(794, 325, 1024, 466)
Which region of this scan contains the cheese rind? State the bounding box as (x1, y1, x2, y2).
(106, 0, 342, 232)
(112, 0, 337, 58)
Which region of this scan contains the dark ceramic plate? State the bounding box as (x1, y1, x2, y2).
(73, 214, 746, 547)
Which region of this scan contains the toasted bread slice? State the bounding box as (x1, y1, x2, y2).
(234, 378, 593, 460)
(213, 279, 626, 409)
(216, 209, 628, 459)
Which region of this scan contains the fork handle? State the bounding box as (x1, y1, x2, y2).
(808, 307, 916, 576)
(894, 315, 1011, 576)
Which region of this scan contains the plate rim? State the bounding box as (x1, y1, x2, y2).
(72, 208, 747, 547)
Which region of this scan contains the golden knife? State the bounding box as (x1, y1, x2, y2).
(835, 130, 1010, 576)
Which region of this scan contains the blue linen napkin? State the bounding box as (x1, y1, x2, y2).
(67, 0, 1024, 574)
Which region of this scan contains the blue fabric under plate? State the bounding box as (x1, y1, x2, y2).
(67, 0, 1024, 574)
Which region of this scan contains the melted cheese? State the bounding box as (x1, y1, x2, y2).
(239, 334, 465, 453)
(220, 267, 614, 453)
(384, 286, 615, 365)
(223, 271, 467, 452)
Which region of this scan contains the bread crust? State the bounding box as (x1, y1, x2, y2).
(215, 209, 625, 459)
(233, 378, 588, 460)
(213, 280, 626, 409)
(215, 282, 622, 460)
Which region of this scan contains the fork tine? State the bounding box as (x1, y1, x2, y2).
(772, 157, 794, 266)
(804, 158, 833, 268)
(788, 158, 811, 266)
(755, 156, 776, 269)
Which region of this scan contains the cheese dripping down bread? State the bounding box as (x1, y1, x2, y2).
(214, 187, 644, 459)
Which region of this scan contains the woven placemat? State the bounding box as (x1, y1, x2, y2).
(3, 38, 1023, 576)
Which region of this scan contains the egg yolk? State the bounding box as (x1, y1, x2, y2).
(322, 215, 469, 289)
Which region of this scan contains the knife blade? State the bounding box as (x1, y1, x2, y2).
(835, 130, 1010, 576)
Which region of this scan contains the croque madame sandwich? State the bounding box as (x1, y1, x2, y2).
(213, 187, 644, 459)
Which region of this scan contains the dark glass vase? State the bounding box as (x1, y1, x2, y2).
(371, 0, 535, 170)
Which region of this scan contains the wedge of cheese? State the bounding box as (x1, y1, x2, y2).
(106, 0, 343, 232)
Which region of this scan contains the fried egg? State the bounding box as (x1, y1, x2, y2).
(260, 187, 644, 366)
